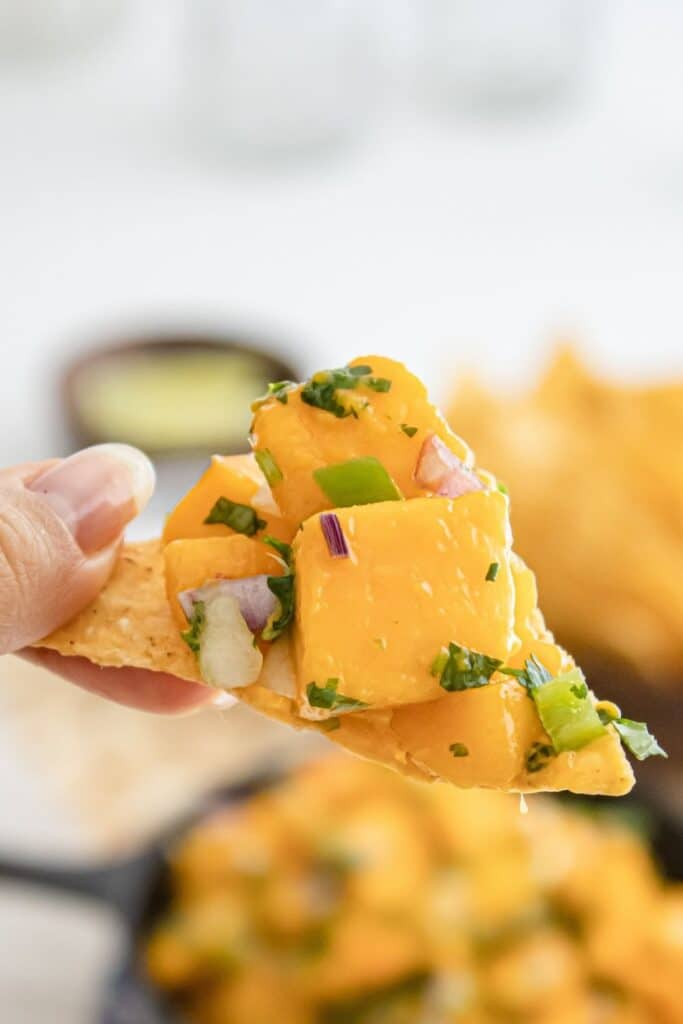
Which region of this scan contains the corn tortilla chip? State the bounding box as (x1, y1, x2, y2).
(36, 542, 633, 794)
(36, 541, 431, 780)
(37, 541, 201, 683)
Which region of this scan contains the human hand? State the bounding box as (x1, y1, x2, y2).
(1, 446, 215, 713)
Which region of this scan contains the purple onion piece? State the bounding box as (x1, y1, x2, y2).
(178, 575, 277, 633)
(320, 512, 350, 558)
(415, 434, 484, 499)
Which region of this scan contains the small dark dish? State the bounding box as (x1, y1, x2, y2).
(61, 332, 300, 457)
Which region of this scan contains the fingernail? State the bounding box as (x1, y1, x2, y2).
(28, 444, 155, 555)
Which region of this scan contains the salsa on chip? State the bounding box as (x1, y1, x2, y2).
(38, 357, 665, 794)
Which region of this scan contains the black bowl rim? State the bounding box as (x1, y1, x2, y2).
(60, 330, 301, 457)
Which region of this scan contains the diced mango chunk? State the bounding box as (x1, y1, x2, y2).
(251, 356, 477, 525)
(162, 454, 292, 545)
(293, 491, 518, 715)
(390, 681, 539, 789)
(164, 536, 281, 628)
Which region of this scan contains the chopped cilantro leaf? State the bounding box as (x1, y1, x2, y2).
(251, 379, 296, 410)
(261, 536, 294, 641)
(500, 654, 553, 693)
(435, 642, 503, 692)
(400, 423, 418, 438)
(365, 376, 391, 392)
(526, 742, 555, 773)
(263, 535, 292, 562)
(570, 682, 588, 699)
(612, 718, 667, 761)
(430, 650, 449, 677)
(449, 742, 469, 758)
(254, 448, 283, 486)
(301, 377, 349, 417)
(485, 561, 500, 582)
(204, 497, 266, 537)
(496, 481, 509, 495)
(307, 679, 367, 711)
(300, 364, 392, 418)
(263, 574, 295, 641)
(181, 601, 205, 654)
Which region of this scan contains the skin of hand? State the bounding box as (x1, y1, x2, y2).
(0, 446, 226, 714)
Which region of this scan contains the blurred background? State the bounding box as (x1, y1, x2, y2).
(0, 1, 681, 1021)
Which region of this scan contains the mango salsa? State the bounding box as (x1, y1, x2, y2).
(163, 453, 292, 545)
(164, 536, 282, 629)
(293, 493, 517, 715)
(37, 354, 666, 796)
(250, 356, 481, 526)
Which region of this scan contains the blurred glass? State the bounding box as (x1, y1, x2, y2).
(0, 0, 123, 62)
(421, 0, 594, 112)
(184, 0, 375, 161)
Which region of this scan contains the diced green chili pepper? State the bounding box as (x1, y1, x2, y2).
(313, 457, 403, 507)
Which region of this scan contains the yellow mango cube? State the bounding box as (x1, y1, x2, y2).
(390, 681, 539, 789)
(251, 355, 477, 526)
(293, 491, 518, 715)
(162, 454, 292, 545)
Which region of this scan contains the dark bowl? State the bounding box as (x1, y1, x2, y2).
(61, 331, 300, 457)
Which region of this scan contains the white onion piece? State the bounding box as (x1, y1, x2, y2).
(258, 636, 297, 699)
(415, 434, 484, 498)
(179, 576, 276, 633)
(199, 593, 263, 690)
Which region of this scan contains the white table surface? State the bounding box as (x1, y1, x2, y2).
(0, 1, 682, 1020)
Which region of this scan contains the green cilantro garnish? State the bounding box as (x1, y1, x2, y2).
(433, 642, 503, 692)
(400, 423, 418, 437)
(307, 679, 367, 711)
(181, 601, 205, 654)
(204, 497, 266, 537)
(254, 448, 283, 486)
(300, 364, 392, 418)
(500, 654, 552, 693)
(449, 742, 469, 758)
(526, 742, 555, 773)
(263, 536, 292, 561)
(251, 379, 296, 410)
(261, 536, 295, 641)
(496, 481, 509, 495)
(485, 561, 499, 582)
(600, 716, 668, 761)
(503, 658, 667, 761)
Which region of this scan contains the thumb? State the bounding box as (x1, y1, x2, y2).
(0, 445, 155, 654)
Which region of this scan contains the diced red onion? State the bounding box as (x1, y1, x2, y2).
(320, 512, 350, 558)
(415, 434, 485, 498)
(179, 576, 277, 633)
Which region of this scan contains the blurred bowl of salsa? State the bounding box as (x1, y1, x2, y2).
(62, 332, 300, 456)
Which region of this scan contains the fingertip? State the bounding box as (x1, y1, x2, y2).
(20, 649, 215, 715)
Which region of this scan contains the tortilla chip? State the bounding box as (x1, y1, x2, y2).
(36, 541, 633, 796)
(37, 541, 201, 683)
(36, 542, 432, 781)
